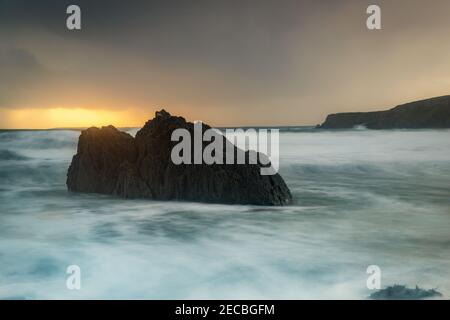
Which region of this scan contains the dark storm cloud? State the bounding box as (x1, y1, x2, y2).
(1, 48, 41, 71)
(0, 0, 317, 109)
(1, 0, 450, 126)
(1, 0, 305, 75)
(0, 47, 50, 106)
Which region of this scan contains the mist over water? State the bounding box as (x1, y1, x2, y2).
(0, 128, 449, 299)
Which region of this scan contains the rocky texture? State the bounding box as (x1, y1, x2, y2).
(318, 95, 450, 129)
(369, 285, 442, 300)
(67, 110, 292, 205)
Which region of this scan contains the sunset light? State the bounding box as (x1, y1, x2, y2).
(0, 107, 149, 129)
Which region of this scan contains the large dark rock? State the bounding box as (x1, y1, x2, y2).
(369, 285, 442, 300)
(67, 110, 292, 205)
(318, 95, 450, 129)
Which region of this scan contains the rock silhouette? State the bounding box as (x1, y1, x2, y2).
(319, 95, 450, 129)
(67, 110, 292, 205)
(369, 285, 442, 300)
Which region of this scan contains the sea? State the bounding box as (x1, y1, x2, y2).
(0, 127, 449, 299)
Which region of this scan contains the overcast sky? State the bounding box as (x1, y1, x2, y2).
(1, 0, 450, 128)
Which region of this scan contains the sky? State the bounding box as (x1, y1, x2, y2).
(1, 0, 450, 128)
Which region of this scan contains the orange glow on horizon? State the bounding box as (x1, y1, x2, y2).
(0, 107, 152, 129)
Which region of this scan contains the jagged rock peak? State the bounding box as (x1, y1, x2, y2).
(155, 109, 171, 119)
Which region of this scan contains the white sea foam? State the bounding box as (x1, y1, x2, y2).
(0, 128, 449, 299)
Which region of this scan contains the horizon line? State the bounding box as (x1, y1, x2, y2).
(0, 124, 317, 131)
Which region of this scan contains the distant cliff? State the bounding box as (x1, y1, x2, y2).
(318, 95, 450, 129)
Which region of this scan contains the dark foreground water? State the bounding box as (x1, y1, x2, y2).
(0, 128, 449, 299)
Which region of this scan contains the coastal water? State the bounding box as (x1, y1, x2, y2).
(0, 128, 449, 299)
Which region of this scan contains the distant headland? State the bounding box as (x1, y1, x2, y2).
(318, 95, 450, 129)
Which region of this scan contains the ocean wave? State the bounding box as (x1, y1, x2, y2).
(0, 128, 449, 299)
(0, 130, 79, 150)
(0, 149, 29, 161)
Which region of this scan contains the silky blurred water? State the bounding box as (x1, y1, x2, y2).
(0, 128, 449, 299)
